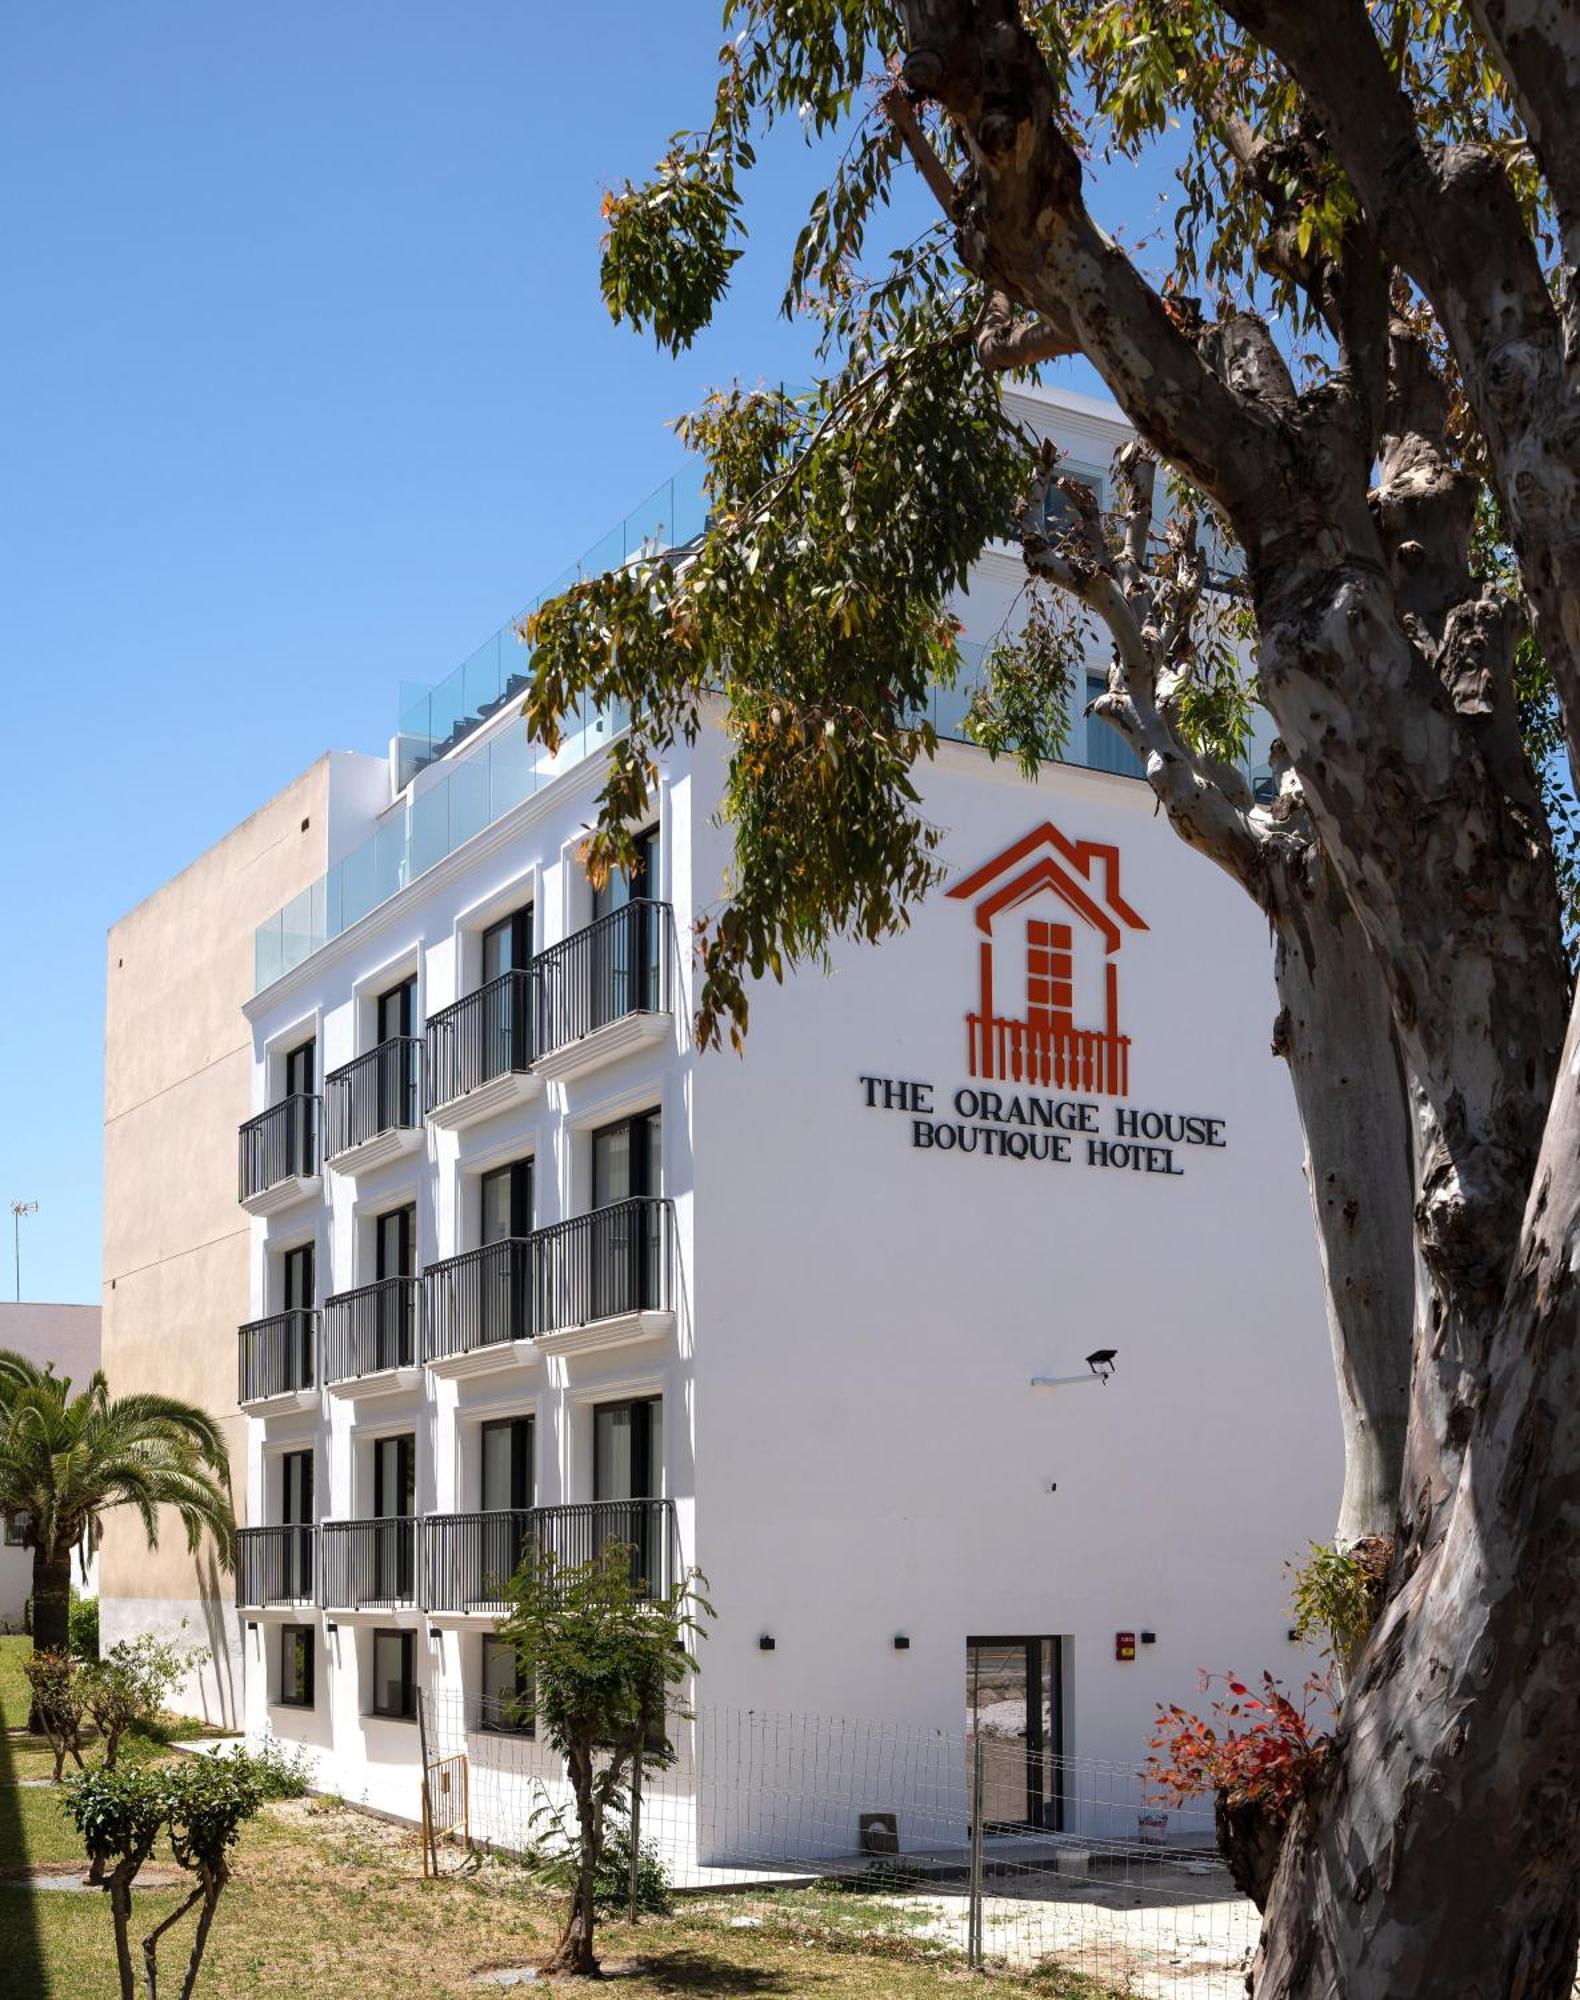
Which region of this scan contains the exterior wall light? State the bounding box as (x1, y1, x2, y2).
(893, 1634, 911, 1651)
(759, 1634, 776, 1652)
(1031, 1347, 1119, 1389)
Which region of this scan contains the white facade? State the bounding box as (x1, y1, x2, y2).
(231, 388, 1339, 1854)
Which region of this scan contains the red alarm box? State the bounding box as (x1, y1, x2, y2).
(1115, 1631, 1137, 1662)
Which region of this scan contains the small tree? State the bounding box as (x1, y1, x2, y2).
(496, 1543, 710, 1976)
(63, 1755, 263, 2000)
(84, 1634, 203, 1771)
(23, 1651, 87, 1781)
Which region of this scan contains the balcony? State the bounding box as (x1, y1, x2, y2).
(533, 901, 675, 1083)
(425, 969, 541, 1130)
(236, 1525, 316, 1610)
(319, 1518, 418, 1613)
(423, 1500, 677, 1616)
(322, 1278, 421, 1398)
(423, 1199, 675, 1376)
(422, 1238, 542, 1379)
(324, 1040, 424, 1172)
(530, 1198, 676, 1358)
(237, 1310, 318, 1414)
(238, 1096, 321, 1216)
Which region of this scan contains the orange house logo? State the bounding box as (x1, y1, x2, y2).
(947, 822, 1148, 1096)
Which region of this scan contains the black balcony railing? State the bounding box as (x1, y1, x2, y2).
(322, 1278, 419, 1384)
(425, 969, 535, 1112)
(238, 1095, 320, 1202)
(319, 1517, 418, 1609)
(236, 1525, 316, 1607)
(535, 900, 673, 1060)
(422, 1238, 540, 1363)
(238, 1309, 317, 1404)
(325, 1039, 423, 1157)
(422, 1200, 674, 1365)
(422, 1499, 676, 1612)
(540, 1197, 674, 1330)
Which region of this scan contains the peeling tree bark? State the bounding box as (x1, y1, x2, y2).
(1268, 848, 1416, 1546)
(889, 4, 1580, 1989)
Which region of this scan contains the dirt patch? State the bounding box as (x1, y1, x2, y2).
(0, 1861, 189, 1891)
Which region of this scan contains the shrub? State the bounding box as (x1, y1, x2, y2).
(248, 1734, 314, 1801)
(69, 1593, 100, 1662)
(61, 1754, 264, 2000)
(82, 1634, 197, 1770)
(24, 1651, 88, 1779)
(528, 1787, 673, 1916)
(1147, 1671, 1333, 1908)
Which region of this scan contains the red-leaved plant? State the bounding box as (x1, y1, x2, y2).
(1146, 1671, 1335, 1908)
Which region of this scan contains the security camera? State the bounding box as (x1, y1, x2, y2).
(1085, 1348, 1118, 1382)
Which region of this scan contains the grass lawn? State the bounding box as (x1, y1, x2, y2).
(0, 1637, 1123, 1999)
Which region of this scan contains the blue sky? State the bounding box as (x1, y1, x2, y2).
(0, 6, 1170, 1306)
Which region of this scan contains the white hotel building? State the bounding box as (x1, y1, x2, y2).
(218, 385, 1338, 1850)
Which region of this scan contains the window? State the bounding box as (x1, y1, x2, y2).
(371, 1629, 415, 1719)
(592, 827, 660, 918)
(281, 1449, 314, 1525)
(4, 1513, 28, 1548)
(479, 1635, 533, 1733)
(482, 905, 534, 981)
(373, 1204, 416, 1368)
(282, 1240, 315, 1314)
(592, 1112, 660, 1207)
(595, 1397, 662, 1503)
(375, 977, 418, 1129)
(282, 1039, 317, 1174)
(284, 1038, 315, 1099)
(279, 1626, 314, 1709)
(591, 1115, 663, 1317)
(481, 1158, 533, 1244)
(481, 1416, 534, 1513)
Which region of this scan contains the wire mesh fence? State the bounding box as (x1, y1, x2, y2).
(417, 1689, 1257, 1997)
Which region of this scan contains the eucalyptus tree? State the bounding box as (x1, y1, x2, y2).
(0, 1353, 234, 1659)
(528, 5, 1580, 1991)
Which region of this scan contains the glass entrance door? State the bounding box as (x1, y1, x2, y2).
(966, 1638, 1065, 1831)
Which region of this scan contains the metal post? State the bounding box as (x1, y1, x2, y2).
(627, 1768, 641, 1922)
(968, 1732, 985, 1970)
(417, 1688, 440, 1879)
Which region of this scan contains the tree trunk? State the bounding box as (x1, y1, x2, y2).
(1251, 981, 1580, 1996)
(109, 1867, 139, 2000)
(546, 1762, 602, 1976)
(177, 1868, 224, 2000)
(31, 1542, 72, 1658)
(1269, 848, 1416, 1544)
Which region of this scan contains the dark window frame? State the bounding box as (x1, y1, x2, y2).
(479, 1634, 534, 1735)
(370, 1628, 416, 1720)
(278, 1625, 315, 1709)
(482, 904, 534, 984)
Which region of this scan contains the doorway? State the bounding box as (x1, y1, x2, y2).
(965, 1637, 1065, 1832)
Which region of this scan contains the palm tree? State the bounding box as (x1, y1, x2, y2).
(0, 1352, 234, 1658)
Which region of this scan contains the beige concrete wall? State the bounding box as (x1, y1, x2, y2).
(100, 758, 333, 1718)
